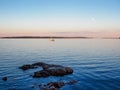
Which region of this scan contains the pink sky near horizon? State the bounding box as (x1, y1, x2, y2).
(0, 17, 120, 38)
(0, 30, 120, 38)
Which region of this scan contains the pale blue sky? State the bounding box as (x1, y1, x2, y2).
(0, 0, 120, 37)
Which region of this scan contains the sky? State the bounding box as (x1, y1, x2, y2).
(0, 0, 120, 37)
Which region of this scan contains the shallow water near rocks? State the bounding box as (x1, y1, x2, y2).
(0, 39, 120, 90)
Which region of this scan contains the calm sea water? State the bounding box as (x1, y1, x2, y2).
(0, 39, 120, 90)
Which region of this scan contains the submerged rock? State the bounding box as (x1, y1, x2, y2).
(38, 80, 78, 90)
(47, 82, 65, 88)
(2, 77, 7, 81)
(66, 80, 78, 85)
(39, 81, 65, 90)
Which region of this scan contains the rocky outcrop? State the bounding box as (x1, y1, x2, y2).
(19, 64, 36, 70)
(37, 80, 78, 90)
(33, 67, 73, 77)
(19, 62, 64, 70)
(39, 81, 65, 90)
(19, 62, 77, 90)
(19, 62, 73, 78)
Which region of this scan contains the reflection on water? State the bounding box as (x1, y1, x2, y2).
(0, 39, 120, 90)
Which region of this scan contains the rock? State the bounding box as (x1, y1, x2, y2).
(38, 80, 78, 90)
(65, 67, 73, 74)
(67, 80, 78, 85)
(19, 64, 35, 70)
(33, 67, 73, 78)
(39, 81, 65, 90)
(19, 62, 64, 70)
(18, 62, 77, 90)
(32, 62, 63, 70)
(2, 77, 7, 81)
(19, 62, 73, 77)
(19, 62, 46, 70)
(48, 82, 65, 88)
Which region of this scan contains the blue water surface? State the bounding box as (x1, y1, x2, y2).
(0, 39, 120, 90)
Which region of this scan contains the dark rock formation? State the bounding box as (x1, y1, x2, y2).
(19, 62, 73, 78)
(38, 80, 78, 90)
(19, 62, 62, 70)
(66, 80, 78, 85)
(2, 77, 7, 81)
(48, 82, 65, 88)
(19, 64, 35, 70)
(19, 62, 78, 90)
(33, 67, 73, 78)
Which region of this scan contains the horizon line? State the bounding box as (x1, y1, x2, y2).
(0, 36, 120, 39)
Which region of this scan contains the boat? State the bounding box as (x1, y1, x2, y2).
(50, 38, 55, 41)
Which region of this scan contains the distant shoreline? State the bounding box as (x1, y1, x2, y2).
(0, 36, 91, 39)
(0, 36, 119, 39)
